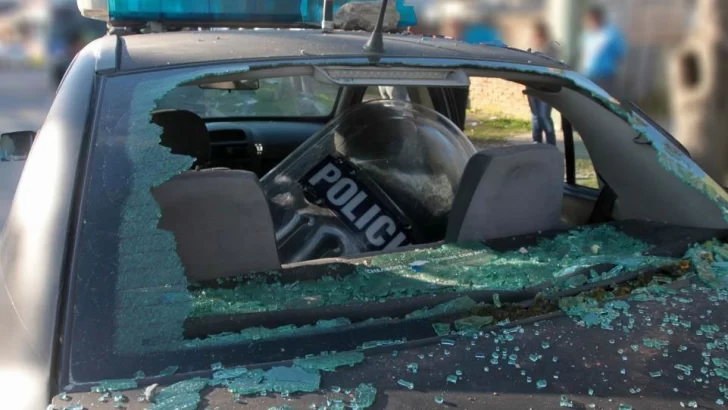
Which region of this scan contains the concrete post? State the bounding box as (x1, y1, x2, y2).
(547, 0, 587, 132)
(547, 0, 587, 67)
(669, 0, 728, 186)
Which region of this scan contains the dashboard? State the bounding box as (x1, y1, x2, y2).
(206, 121, 324, 176)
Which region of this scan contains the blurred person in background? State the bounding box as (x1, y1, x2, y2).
(376, 22, 438, 101)
(47, 5, 106, 87)
(527, 21, 558, 145)
(439, 1, 502, 45)
(579, 4, 627, 94)
(462, 15, 502, 45)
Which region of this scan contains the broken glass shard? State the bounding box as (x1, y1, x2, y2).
(262, 366, 321, 395)
(99, 392, 111, 403)
(360, 339, 406, 350)
(213, 367, 249, 380)
(154, 378, 209, 408)
(643, 338, 669, 349)
(113, 393, 128, 407)
(353, 383, 377, 409)
(158, 366, 179, 377)
(454, 316, 494, 332)
(408, 297, 479, 320)
(432, 323, 452, 336)
(293, 351, 365, 372)
(493, 294, 502, 308)
(91, 379, 138, 393)
(397, 379, 414, 390)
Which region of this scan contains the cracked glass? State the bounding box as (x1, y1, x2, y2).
(66, 59, 728, 406)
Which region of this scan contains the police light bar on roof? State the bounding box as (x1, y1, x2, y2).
(77, 0, 417, 28)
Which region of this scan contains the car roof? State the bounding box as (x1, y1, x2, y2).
(109, 30, 563, 72)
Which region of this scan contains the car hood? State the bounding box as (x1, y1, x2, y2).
(52, 283, 726, 410)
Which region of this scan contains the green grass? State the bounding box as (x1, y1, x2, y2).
(465, 116, 531, 142)
(464, 113, 601, 190)
(575, 159, 599, 189)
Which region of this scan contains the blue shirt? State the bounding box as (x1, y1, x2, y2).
(463, 24, 503, 46)
(580, 24, 627, 80)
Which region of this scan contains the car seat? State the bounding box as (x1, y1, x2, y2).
(151, 169, 281, 282)
(446, 144, 564, 243)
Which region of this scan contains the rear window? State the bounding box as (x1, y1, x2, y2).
(157, 75, 341, 118)
(67, 64, 682, 388)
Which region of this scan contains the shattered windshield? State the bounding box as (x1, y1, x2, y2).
(156, 75, 340, 118)
(68, 65, 714, 390)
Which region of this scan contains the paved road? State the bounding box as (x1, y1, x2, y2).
(0, 68, 54, 229)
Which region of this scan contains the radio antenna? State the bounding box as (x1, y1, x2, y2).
(321, 0, 334, 33)
(363, 0, 388, 54)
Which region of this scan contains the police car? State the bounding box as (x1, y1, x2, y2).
(4, 1, 728, 409)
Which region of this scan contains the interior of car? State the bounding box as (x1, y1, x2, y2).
(146, 68, 728, 288)
(63, 63, 728, 379)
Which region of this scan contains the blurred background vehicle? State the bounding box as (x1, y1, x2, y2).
(46, 2, 106, 86)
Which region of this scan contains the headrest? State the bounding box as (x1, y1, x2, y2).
(152, 169, 281, 281)
(446, 144, 565, 243)
(151, 109, 210, 163)
(335, 102, 412, 161)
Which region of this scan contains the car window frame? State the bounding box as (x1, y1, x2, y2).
(560, 115, 601, 194)
(621, 100, 690, 157)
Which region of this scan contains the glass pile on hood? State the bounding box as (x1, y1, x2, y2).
(261, 100, 476, 264)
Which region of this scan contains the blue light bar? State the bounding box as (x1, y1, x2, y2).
(305, 0, 417, 28)
(107, 0, 417, 27)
